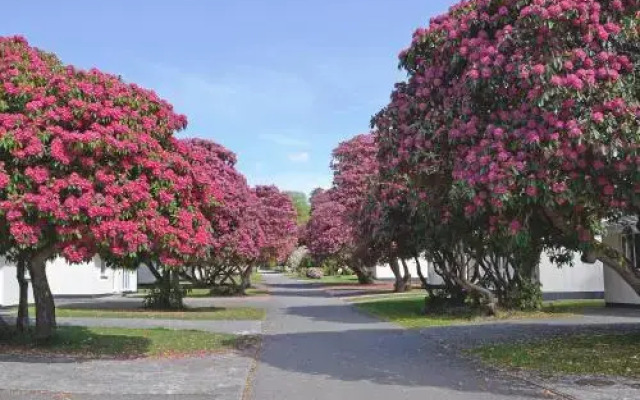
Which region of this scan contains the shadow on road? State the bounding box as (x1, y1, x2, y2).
(255, 322, 640, 398)
(255, 327, 549, 398)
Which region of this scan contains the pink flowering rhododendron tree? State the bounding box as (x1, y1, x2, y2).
(254, 185, 298, 267)
(305, 188, 354, 269)
(329, 134, 384, 284)
(0, 37, 218, 338)
(374, 0, 640, 298)
(179, 139, 265, 293)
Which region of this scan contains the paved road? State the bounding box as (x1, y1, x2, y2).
(250, 273, 553, 400)
(3, 274, 640, 400)
(0, 300, 259, 400)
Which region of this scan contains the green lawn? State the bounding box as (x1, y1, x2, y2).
(297, 274, 360, 285)
(251, 271, 263, 285)
(541, 299, 605, 313)
(35, 306, 265, 320)
(349, 292, 427, 303)
(0, 326, 239, 359)
(472, 333, 640, 377)
(353, 296, 605, 329)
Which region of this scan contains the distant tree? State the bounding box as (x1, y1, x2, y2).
(285, 191, 311, 225)
(305, 187, 374, 283)
(177, 139, 265, 295)
(255, 185, 299, 266)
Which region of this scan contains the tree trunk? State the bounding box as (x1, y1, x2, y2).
(240, 264, 254, 294)
(16, 259, 30, 332)
(414, 256, 429, 290)
(353, 264, 374, 284)
(400, 258, 412, 289)
(147, 262, 164, 283)
(29, 251, 56, 340)
(390, 258, 410, 292)
(170, 268, 184, 309)
(454, 276, 498, 316)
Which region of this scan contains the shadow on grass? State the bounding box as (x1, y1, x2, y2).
(185, 287, 269, 299)
(0, 325, 242, 364)
(52, 303, 250, 315)
(0, 325, 152, 363)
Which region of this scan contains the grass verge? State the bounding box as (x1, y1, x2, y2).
(296, 274, 360, 285)
(0, 325, 239, 359)
(34, 306, 266, 321)
(472, 333, 640, 377)
(352, 296, 605, 329)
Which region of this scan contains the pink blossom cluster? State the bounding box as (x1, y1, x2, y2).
(0, 36, 218, 266)
(183, 139, 266, 264)
(375, 0, 640, 239)
(254, 185, 298, 264)
(305, 189, 354, 259)
(330, 134, 379, 217)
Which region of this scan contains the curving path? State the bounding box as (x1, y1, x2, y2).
(251, 273, 547, 399)
(2, 274, 640, 399)
(249, 273, 640, 400)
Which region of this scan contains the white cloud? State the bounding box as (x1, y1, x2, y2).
(259, 133, 310, 147)
(288, 152, 309, 163)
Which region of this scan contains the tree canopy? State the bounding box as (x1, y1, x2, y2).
(0, 36, 300, 337)
(285, 191, 311, 225)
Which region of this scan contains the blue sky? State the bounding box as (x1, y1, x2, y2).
(2, 0, 457, 195)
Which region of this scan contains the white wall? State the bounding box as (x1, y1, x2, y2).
(47, 255, 114, 296)
(601, 231, 640, 306)
(603, 266, 640, 305)
(137, 264, 157, 285)
(373, 256, 428, 280)
(538, 252, 604, 296)
(0, 263, 34, 307)
(371, 252, 604, 299)
(0, 256, 137, 307)
(46, 256, 136, 296)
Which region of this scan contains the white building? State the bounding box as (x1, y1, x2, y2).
(0, 255, 137, 307)
(601, 216, 640, 307)
(372, 252, 605, 301)
(537, 252, 604, 300)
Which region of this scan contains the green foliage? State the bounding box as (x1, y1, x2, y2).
(285, 191, 310, 225)
(353, 296, 604, 329)
(503, 280, 543, 311)
(320, 258, 342, 276)
(142, 285, 186, 310)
